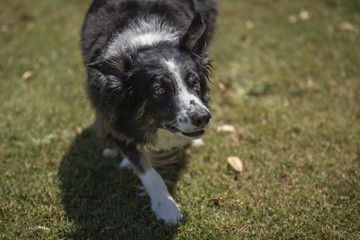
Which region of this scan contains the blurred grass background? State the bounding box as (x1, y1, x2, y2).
(0, 0, 359, 239)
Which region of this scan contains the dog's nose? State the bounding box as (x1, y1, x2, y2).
(189, 111, 211, 127)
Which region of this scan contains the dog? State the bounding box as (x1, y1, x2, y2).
(81, 0, 219, 225)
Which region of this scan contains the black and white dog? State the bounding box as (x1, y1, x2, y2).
(81, 0, 219, 225)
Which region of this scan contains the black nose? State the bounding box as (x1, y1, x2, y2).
(189, 111, 211, 127)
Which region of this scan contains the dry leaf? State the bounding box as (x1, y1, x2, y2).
(288, 15, 298, 23)
(227, 156, 243, 172)
(37, 226, 50, 231)
(299, 10, 310, 20)
(240, 35, 252, 44)
(76, 127, 83, 134)
(340, 22, 357, 32)
(306, 77, 314, 88)
(245, 21, 254, 30)
(327, 25, 335, 33)
(22, 71, 33, 80)
(283, 99, 290, 107)
(217, 124, 235, 133)
(100, 226, 115, 232)
(0, 24, 10, 33)
(217, 81, 227, 92)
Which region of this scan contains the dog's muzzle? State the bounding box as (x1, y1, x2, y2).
(187, 110, 211, 128)
(165, 109, 211, 138)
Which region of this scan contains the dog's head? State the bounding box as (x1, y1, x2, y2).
(88, 14, 212, 143)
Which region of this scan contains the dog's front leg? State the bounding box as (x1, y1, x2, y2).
(116, 142, 183, 225)
(139, 167, 183, 225)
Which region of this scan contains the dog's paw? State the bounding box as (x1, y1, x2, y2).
(151, 195, 183, 226)
(119, 157, 132, 169)
(102, 148, 118, 158)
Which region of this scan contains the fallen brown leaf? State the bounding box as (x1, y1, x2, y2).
(22, 71, 33, 80)
(327, 25, 334, 33)
(227, 156, 243, 172)
(217, 81, 227, 92)
(217, 124, 235, 133)
(306, 77, 314, 88)
(283, 99, 290, 107)
(245, 21, 254, 30)
(37, 226, 50, 231)
(340, 22, 357, 32)
(288, 15, 298, 23)
(240, 35, 252, 44)
(76, 127, 83, 134)
(299, 10, 310, 20)
(0, 24, 10, 33)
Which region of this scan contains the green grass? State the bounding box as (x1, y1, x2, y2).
(1, 0, 359, 239)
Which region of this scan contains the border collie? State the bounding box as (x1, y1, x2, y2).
(81, 0, 219, 225)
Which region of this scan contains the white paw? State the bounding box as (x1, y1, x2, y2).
(139, 168, 182, 225)
(102, 148, 118, 158)
(119, 157, 132, 169)
(151, 195, 183, 226)
(191, 138, 204, 147)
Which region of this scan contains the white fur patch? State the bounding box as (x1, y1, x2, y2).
(102, 148, 118, 158)
(191, 138, 205, 147)
(105, 16, 179, 58)
(139, 168, 182, 225)
(119, 157, 132, 169)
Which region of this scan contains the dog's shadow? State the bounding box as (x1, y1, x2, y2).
(59, 127, 182, 239)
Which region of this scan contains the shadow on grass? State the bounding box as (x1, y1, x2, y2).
(59, 127, 182, 239)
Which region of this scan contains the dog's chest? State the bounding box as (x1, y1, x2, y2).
(147, 129, 191, 152)
(142, 129, 191, 167)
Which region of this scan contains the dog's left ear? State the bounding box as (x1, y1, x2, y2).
(180, 12, 207, 55)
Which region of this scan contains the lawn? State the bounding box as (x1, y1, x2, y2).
(1, 0, 359, 239)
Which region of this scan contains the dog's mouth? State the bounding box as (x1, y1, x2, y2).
(181, 129, 205, 137)
(165, 125, 205, 138)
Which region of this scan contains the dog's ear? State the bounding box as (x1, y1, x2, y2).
(87, 56, 129, 77)
(87, 60, 117, 75)
(180, 12, 207, 55)
(87, 58, 129, 103)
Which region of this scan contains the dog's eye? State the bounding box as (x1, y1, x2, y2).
(155, 87, 166, 95)
(193, 79, 200, 89)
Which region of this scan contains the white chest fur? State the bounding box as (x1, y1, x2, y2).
(147, 129, 191, 152)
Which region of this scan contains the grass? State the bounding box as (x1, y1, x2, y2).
(1, 0, 359, 239)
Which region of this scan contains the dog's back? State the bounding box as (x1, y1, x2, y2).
(81, 0, 219, 64)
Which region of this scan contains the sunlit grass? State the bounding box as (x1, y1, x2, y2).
(1, 0, 359, 239)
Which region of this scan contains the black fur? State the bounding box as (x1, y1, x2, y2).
(81, 0, 219, 225)
(81, 0, 218, 147)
